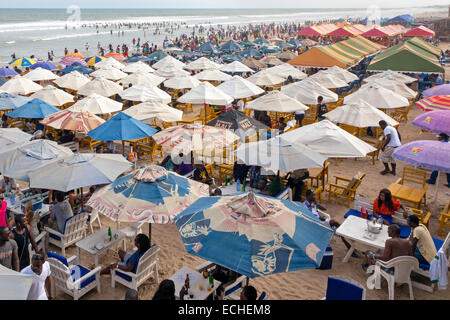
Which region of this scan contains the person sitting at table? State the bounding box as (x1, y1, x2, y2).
(10, 214, 39, 270)
(373, 188, 409, 225)
(66, 190, 80, 213)
(286, 168, 309, 202)
(45, 191, 73, 234)
(0, 175, 18, 193)
(153, 279, 176, 300)
(24, 201, 40, 238)
(57, 130, 75, 144)
(407, 215, 437, 267)
(362, 224, 411, 272)
(240, 285, 257, 300)
(192, 163, 211, 184)
(176, 155, 193, 176)
(101, 233, 151, 275)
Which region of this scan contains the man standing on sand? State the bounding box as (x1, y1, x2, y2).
(0, 226, 19, 271)
(378, 120, 401, 176)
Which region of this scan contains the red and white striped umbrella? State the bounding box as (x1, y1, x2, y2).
(41, 109, 105, 133)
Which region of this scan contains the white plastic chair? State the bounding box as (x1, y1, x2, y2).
(223, 275, 248, 300)
(88, 209, 102, 234)
(28, 231, 47, 260)
(116, 221, 145, 251)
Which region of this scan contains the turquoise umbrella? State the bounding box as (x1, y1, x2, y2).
(6, 98, 59, 119)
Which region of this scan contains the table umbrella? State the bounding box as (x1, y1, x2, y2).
(0, 265, 33, 300)
(0, 76, 43, 95)
(248, 70, 285, 87)
(194, 69, 232, 82)
(22, 67, 59, 81)
(241, 48, 263, 59)
(104, 52, 126, 61)
(220, 40, 243, 52)
(326, 66, 359, 83)
(77, 77, 123, 97)
(163, 76, 201, 90)
(253, 37, 270, 45)
(119, 85, 171, 103)
(90, 67, 127, 81)
(416, 95, 450, 111)
(412, 110, 450, 135)
(0, 93, 32, 110)
(94, 57, 125, 70)
(220, 61, 255, 74)
(123, 54, 152, 63)
(0, 128, 32, 149)
(65, 52, 86, 59)
(241, 41, 256, 48)
(68, 93, 123, 114)
(6, 98, 59, 119)
(122, 61, 155, 74)
(29, 61, 58, 71)
(266, 63, 307, 80)
(174, 191, 334, 278)
(53, 71, 91, 91)
(185, 57, 221, 71)
(241, 57, 266, 70)
(41, 109, 105, 133)
(59, 63, 93, 75)
(147, 50, 168, 62)
(288, 38, 303, 47)
(196, 42, 219, 54)
(344, 84, 409, 109)
(155, 64, 190, 78)
(0, 67, 19, 77)
(85, 56, 105, 66)
(260, 56, 284, 66)
(0, 78, 6, 87)
(423, 84, 450, 98)
(86, 165, 210, 242)
(276, 50, 297, 61)
(153, 55, 185, 70)
(28, 153, 132, 192)
(178, 81, 234, 105)
(281, 78, 338, 104)
(364, 77, 417, 99)
(9, 57, 36, 67)
(123, 101, 183, 123)
(30, 85, 74, 106)
(308, 70, 349, 89)
(59, 56, 87, 67)
(121, 71, 165, 88)
(281, 120, 376, 158)
(246, 90, 308, 112)
(217, 76, 264, 99)
(363, 70, 417, 84)
(300, 39, 317, 47)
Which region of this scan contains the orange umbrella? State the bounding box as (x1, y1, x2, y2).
(65, 52, 86, 59)
(41, 109, 105, 133)
(105, 52, 126, 61)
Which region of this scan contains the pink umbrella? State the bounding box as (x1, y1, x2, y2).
(41, 109, 105, 133)
(59, 56, 87, 67)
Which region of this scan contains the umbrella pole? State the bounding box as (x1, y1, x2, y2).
(433, 172, 440, 209)
(148, 223, 152, 245)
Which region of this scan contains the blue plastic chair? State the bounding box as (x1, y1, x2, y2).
(324, 276, 365, 300)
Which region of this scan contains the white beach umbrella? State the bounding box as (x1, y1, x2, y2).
(124, 101, 183, 122)
(281, 120, 376, 158)
(0, 76, 43, 95)
(163, 76, 201, 90)
(194, 69, 232, 82)
(30, 85, 74, 106)
(220, 61, 255, 73)
(281, 78, 338, 104)
(119, 85, 171, 103)
(178, 81, 233, 105)
(121, 71, 165, 88)
(95, 57, 125, 70)
(185, 57, 222, 71)
(247, 70, 285, 86)
(0, 128, 32, 150)
(265, 63, 307, 80)
(327, 66, 359, 83)
(0, 265, 33, 300)
(122, 61, 155, 74)
(28, 153, 132, 192)
(68, 93, 123, 114)
(217, 75, 264, 99)
(155, 64, 190, 78)
(364, 77, 417, 99)
(90, 67, 128, 81)
(363, 70, 417, 84)
(23, 67, 59, 81)
(308, 70, 348, 88)
(344, 83, 410, 109)
(152, 55, 185, 70)
(77, 77, 123, 97)
(245, 90, 308, 112)
(41, 109, 105, 133)
(324, 99, 399, 128)
(53, 71, 90, 91)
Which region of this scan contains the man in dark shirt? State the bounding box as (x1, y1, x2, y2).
(316, 96, 328, 121)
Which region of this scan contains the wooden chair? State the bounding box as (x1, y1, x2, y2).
(217, 163, 234, 183)
(391, 103, 413, 124)
(438, 202, 450, 236)
(388, 167, 428, 209)
(362, 136, 384, 165)
(88, 137, 104, 151)
(308, 160, 329, 188)
(325, 172, 366, 208)
(205, 163, 214, 179)
(338, 123, 358, 136)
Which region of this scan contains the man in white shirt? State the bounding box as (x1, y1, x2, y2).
(378, 120, 402, 175)
(236, 99, 245, 112)
(21, 253, 52, 300)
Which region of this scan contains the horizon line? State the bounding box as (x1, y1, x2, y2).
(0, 5, 446, 9)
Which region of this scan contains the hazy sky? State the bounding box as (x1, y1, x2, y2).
(2, 0, 449, 8)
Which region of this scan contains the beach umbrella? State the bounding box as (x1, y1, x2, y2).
(0, 128, 32, 149)
(260, 46, 282, 55)
(221, 54, 244, 64)
(9, 57, 36, 67)
(288, 38, 303, 47)
(248, 70, 286, 87)
(344, 84, 410, 109)
(300, 39, 317, 47)
(220, 40, 243, 52)
(121, 71, 165, 88)
(246, 90, 308, 113)
(265, 63, 307, 80)
(163, 76, 201, 90)
(324, 99, 399, 128)
(253, 37, 270, 45)
(423, 84, 450, 98)
(59, 56, 87, 67)
(41, 109, 105, 133)
(308, 70, 349, 89)
(123, 101, 183, 123)
(0, 68, 18, 77)
(240, 41, 256, 48)
(94, 57, 125, 70)
(29, 61, 58, 71)
(174, 191, 334, 278)
(217, 76, 264, 99)
(23, 67, 59, 81)
(77, 77, 123, 97)
(123, 54, 151, 63)
(178, 81, 234, 105)
(281, 120, 376, 158)
(90, 67, 127, 81)
(119, 85, 171, 103)
(194, 69, 232, 82)
(0, 139, 72, 182)
(363, 70, 417, 84)
(416, 95, 450, 112)
(412, 110, 450, 135)
(53, 71, 91, 91)
(28, 153, 132, 192)
(276, 51, 297, 61)
(155, 65, 190, 78)
(122, 61, 155, 74)
(0, 93, 32, 110)
(59, 63, 93, 75)
(241, 48, 263, 58)
(220, 61, 255, 74)
(30, 85, 74, 106)
(0, 76, 43, 95)
(152, 55, 185, 70)
(260, 56, 284, 66)
(241, 57, 266, 70)
(65, 52, 86, 59)
(0, 78, 6, 87)
(196, 42, 219, 54)
(363, 78, 417, 99)
(85, 56, 105, 66)
(147, 50, 169, 62)
(276, 41, 295, 49)
(6, 98, 59, 119)
(185, 57, 221, 71)
(281, 79, 338, 104)
(68, 93, 123, 114)
(0, 264, 33, 300)
(104, 52, 126, 61)
(326, 66, 359, 83)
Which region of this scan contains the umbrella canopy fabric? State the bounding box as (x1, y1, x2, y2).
(196, 42, 219, 54)
(122, 61, 155, 74)
(0, 128, 32, 149)
(155, 65, 190, 78)
(416, 95, 450, 112)
(220, 61, 255, 73)
(412, 110, 450, 135)
(52, 71, 91, 91)
(85, 56, 105, 66)
(77, 77, 123, 97)
(185, 57, 221, 71)
(0, 139, 73, 182)
(94, 57, 125, 70)
(119, 85, 171, 103)
(65, 52, 86, 59)
(0, 76, 43, 95)
(87, 165, 209, 224)
(41, 109, 105, 133)
(6, 98, 59, 119)
(260, 56, 284, 66)
(123, 54, 152, 63)
(194, 69, 232, 82)
(178, 82, 234, 105)
(241, 57, 267, 70)
(235, 136, 327, 172)
(281, 79, 338, 104)
(147, 50, 169, 62)
(29, 61, 58, 71)
(121, 71, 165, 88)
(241, 48, 263, 58)
(30, 85, 74, 106)
(68, 93, 123, 114)
(324, 99, 399, 127)
(281, 120, 376, 158)
(87, 112, 158, 141)
(363, 70, 417, 84)
(265, 63, 307, 80)
(403, 26, 435, 37)
(308, 70, 349, 89)
(326, 66, 359, 83)
(248, 70, 285, 86)
(163, 76, 201, 90)
(123, 101, 183, 123)
(220, 40, 243, 52)
(90, 67, 127, 81)
(0, 264, 33, 300)
(153, 55, 185, 70)
(344, 84, 410, 109)
(174, 191, 334, 278)
(0, 93, 32, 110)
(276, 50, 297, 61)
(59, 56, 87, 67)
(9, 57, 36, 67)
(253, 37, 270, 45)
(246, 90, 308, 112)
(423, 84, 450, 98)
(0, 67, 19, 77)
(363, 77, 417, 99)
(29, 153, 132, 192)
(217, 76, 264, 99)
(59, 63, 93, 75)
(104, 52, 126, 61)
(0, 78, 7, 86)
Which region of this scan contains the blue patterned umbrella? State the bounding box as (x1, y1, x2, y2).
(0, 93, 32, 110)
(241, 48, 262, 58)
(260, 46, 281, 54)
(59, 63, 93, 75)
(124, 54, 151, 63)
(147, 50, 168, 61)
(30, 61, 58, 71)
(175, 192, 334, 278)
(220, 40, 243, 53)
(196, 42, 219, 54)
(253, 37, 270, 45)
(6, 98, 59, 119)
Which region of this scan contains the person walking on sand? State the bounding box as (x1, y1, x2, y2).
(378, 120, 401, 176)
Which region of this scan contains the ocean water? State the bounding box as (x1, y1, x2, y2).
(0, 7, 446, 64)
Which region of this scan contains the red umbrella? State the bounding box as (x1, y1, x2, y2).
(105, 52, 126, 61)
(416, 95, 450, 112)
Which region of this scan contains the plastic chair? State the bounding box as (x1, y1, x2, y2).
(324, 276, 366, 300)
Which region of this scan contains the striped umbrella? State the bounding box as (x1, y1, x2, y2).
(41, 109, 105, 133)
(416, 95, 450, 111)
(85, 56, 105, 66)
(9, 57, 36, 67)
